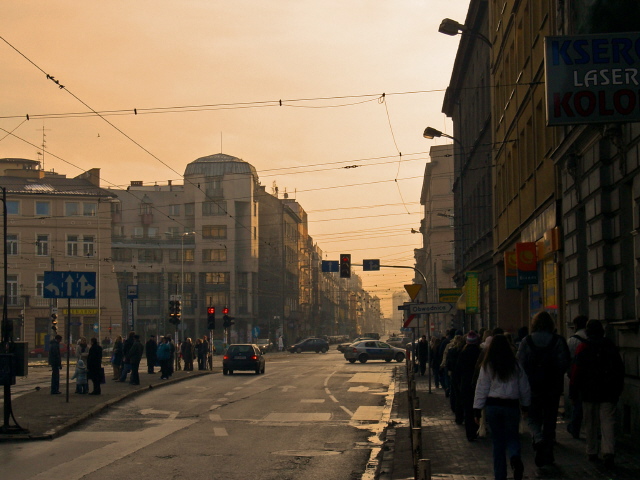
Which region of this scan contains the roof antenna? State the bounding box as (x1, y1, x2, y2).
(220, 132, 222, 154)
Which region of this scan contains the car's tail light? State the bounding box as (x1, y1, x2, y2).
(223, 355, 229, 360)
(352, 347, 358, 352)
(251, 355, 257, 360)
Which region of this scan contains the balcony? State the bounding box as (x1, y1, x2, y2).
(140, 213, 153, 225)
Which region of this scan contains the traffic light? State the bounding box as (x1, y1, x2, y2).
(339, 254, 351, 278)
(169, 300, 181, 325)
(175, 300, 181, 318)
(223, 309, 234, 329)
(169, 300, 176, 316)
(207, 307, 216, 330)
(222, 307, 229, 315)
(51, 313, 58, 333)
(19, 310, 24, 327)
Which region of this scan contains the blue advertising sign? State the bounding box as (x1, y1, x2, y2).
(545, 33, 640, 126)
(43, 271, 96, 299)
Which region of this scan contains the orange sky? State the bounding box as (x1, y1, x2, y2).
(1, 1, 469, 315)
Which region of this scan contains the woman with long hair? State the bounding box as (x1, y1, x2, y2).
(111, 335, 123, 380)
(474, 334, 531, 480)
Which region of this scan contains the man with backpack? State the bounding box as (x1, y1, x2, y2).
(571, 319, 624, 468)
(517, 311, 570, 467)
(566, 315, 588, 438)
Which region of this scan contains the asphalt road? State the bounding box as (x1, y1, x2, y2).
(0, 350, 398, 480)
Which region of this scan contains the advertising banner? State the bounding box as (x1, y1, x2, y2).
(545, 33, 640, 126)
(504, 251, 519, 289)
(465, 271, 480, 314)
(516, 242, 538, 285)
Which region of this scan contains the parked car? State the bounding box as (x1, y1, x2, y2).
(287, 337, 329, 353)
(343, 340, 406, 364)
(386, 335, 412, 349)
(222, 344, 265, 375)
(336, 336, 375, 353)
(362, 332, 380, 340)
(255, 338, 273, 354)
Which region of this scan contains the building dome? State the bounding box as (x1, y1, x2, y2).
(184, 153, 258, 179)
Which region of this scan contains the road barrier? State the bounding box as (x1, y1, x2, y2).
(405, 350, 431, 480)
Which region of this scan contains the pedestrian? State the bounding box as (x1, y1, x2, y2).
(571, 319, 624, 468)
(119, 331, 136, 382)
(517, 311, 570, 467)
(48, 334, 63, 395)
(128, 334, 144, 385)
(76, 337, 88, 361)
(71, 359, 88, 394)
(145, 334, 157, 374)
(456, 330, 482, 441)
(200, 335, 210, 370)
(87, 337, 103, 395)
(195, 338, 205, 370)
(474, 334, 531, 480)
(446, 334, 465, 423)
(111, 335, 123, 380)
(438, 329, 455, 394)
(429, 336, 442, 387)
(157, 337, 171, 380)
(278, 335, 284, 352)
(417, 335, 429, 376)
(166, 334, 176, 377)
(181, 337, 194, 371)
(566, 314, 588, 439)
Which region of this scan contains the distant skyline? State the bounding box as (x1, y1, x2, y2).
(1, 1, 469, 315)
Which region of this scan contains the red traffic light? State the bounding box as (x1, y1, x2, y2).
(222, 307, 229, 315)
(207, 307, 215, 315)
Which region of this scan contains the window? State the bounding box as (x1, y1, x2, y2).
(202, 201, 226, 216)
(169, 204, 180, 216)
(35, 201, 50, 216)
(36, 274, 44, 297)
(203, 248, 227, 262)
(7, 234, 18, 255)
(111, 202, 121, 214)
(185, 203, 195, 216)
(83, 203, 97, 216)
(166, 227, 180, 238)
(83, 235, 95, 257)
(7, 275, 18, 305)
(133, 227, 144, 238)
(139, 249, 162, 263)
(66, 235, 79, 256)
(203, 225, 227, 239)
(65, 202, 80, 216)
(6, 200, 19, 215)
(184, 249, 194, 262)
(36, 234, 49, 256)
(205, 272, 229, 284)
(147, 227, 159, 238)
(112, 248, 132, 262)
(140, 202, 152, 215)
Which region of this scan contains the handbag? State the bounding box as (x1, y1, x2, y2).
(100, 367, 106, 384)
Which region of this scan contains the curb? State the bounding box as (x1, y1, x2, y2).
(0, 370, 212, 442)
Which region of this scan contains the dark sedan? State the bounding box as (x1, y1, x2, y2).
(222, 344, 265, 375)
(287, 337, 329, 353)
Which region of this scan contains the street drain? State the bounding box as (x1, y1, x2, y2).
(272, 450, 341, 457)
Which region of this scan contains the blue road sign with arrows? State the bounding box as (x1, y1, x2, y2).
(321, 260, 339, 273)
(43, 271, 97, 299)
(362, 259, 380, 271)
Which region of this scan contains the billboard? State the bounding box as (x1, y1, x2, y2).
(544, 32, 640, 126)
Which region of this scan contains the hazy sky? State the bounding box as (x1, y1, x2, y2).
(1, 1, 469, 315)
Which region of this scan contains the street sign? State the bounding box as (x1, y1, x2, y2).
(321, 260, 339, 273)
(43, 271, 96, 299)
(409, 303, 454, 315)
(362, 259, 380, 271)
(404, 284, 422, 301)
(252, 326, 260, 338)
(93, 323, 99, 333)
(403, 314, 417, 328)
(127, 285, 138, 299)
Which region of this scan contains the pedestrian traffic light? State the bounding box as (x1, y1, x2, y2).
(222, 307, 229, 315)
(339, 254, 351, 278)
(207, 306, 216, 330)
(174, 300, 181, 318)
(51, 313, 58, 333)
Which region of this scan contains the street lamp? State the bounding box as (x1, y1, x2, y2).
(438, 18, 492, 47)
(181, 231, 196, 340)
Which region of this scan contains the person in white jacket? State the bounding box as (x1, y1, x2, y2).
(474, 334, 531, 480)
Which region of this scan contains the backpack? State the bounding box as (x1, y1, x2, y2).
(575, 339, 623, 402)
(157, 343, 170, 361)
(525, 335, 561, 392)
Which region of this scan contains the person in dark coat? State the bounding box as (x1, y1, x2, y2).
(456, 331, 482, 441)
(145, 335, 157, 374)
(111, 335, 124, 380)
(48, 334, 63, 394)
(517, 311, 570, 467)
(166, 334, 176, 377)
(87, 337, 103, 395)
(119, 331, 136, 382)
(417, 335, 429, 376)
(181, 337, 195, 371)
(128, 335, 144, 385)
(571, 319, 625, 468)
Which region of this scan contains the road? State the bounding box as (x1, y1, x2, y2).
(0, 350, 398, 480)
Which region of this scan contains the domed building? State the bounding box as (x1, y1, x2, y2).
(108, 153, 261, 342)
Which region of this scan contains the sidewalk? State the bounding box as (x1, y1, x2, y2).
(379, 366, 640, 480)
(0, 365, 211, 441)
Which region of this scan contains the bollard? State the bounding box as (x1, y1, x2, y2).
(414, 408, 421, 429)
(418, 459, 431, 480)
(412, 427, 422, 479)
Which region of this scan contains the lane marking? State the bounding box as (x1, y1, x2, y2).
(209, 404, 221, 411)
(263, 413, 331, 422)
(213, 427, 228, 436)
(209, 413, 221, 421)
(341, 406, 354, 417)
(300, 399, 324, 403)
(329, 395, 339, 403)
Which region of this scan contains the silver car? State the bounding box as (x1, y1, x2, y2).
(343, 340, 406, 364)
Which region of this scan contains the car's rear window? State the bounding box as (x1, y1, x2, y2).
(228, 345, 253, 354)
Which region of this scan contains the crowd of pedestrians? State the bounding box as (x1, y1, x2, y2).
(48, 331, 215, 397)
(421, 311, 625, 480)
